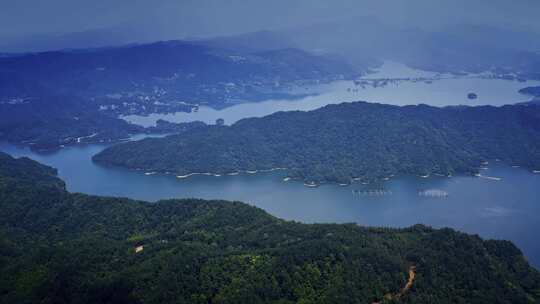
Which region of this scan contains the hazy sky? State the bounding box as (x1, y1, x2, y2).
(1, 0, 539, 39)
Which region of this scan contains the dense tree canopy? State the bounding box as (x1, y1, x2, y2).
(1, 152, 539, 303)
(94, 101, 540, 184)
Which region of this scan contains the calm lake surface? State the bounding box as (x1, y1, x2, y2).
(2, 141, 540, 268)
(123, 61, 540, 126)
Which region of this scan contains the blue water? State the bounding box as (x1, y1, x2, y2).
(122, 61, 540, 126)
(1, 141, 539, 268)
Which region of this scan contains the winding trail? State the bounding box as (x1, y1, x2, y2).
(398, 266, 416, 297)
(372, 265, 416, 304)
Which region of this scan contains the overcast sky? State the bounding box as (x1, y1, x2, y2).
(1, 0, 539, 39)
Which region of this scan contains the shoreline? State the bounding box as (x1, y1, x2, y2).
(110, 159, 537, 187)
(146, 167, 474, 187)
(174, 167, 289, 179)
(475, 173, 502, 181)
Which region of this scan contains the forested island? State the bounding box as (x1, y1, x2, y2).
(519, 86, 540, 98)
(1, 151, 539, 303)
(93, 101, 540, 185)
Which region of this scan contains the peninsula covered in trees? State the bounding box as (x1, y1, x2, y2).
(1, 152, 539, 303)
(93, 101, 540, 185)
(519, 86, 540, 98)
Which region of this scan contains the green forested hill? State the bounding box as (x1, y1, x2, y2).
(1, 152, 539, 303)
(93, 102, 540, 184)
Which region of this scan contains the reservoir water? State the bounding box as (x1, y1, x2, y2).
(3, 62, 540, 268)
(122, 61, 540, 126)
(2, 141, 540, 269)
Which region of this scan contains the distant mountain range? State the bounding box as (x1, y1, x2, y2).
(0, 28, 143, 53)
(197, 19, 540, 78)
(93, 101, 540, 185)
(4, 18, 540, 79)
(0, 40, 358, 150)
(0, 40, 357, 113)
